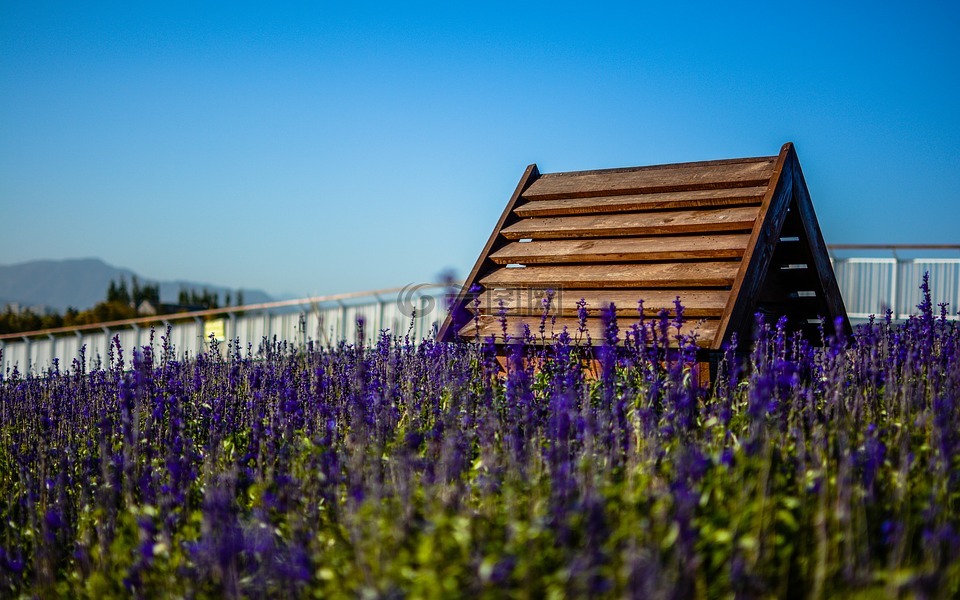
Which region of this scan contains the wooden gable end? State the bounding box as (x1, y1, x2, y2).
(438, 143, 849, 350)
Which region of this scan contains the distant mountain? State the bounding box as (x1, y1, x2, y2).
(0, 258, 272, 312)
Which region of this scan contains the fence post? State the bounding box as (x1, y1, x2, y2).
(131, 323, 141, 354)
(263, 312, 271, 348)
(374, 293, 385, 338)
(891, 258, 900, 319)
(337, 300, 347, 343)
(21, 336, 31, 374)
(101, 326, 111, 371)
(194, 317, 205, 355)
(75, 330, 84, 371)
(227, 312, 236, 351)
(48, 333, 56, 370)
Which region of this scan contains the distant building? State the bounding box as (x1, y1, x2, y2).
(137, 300, 159, 316)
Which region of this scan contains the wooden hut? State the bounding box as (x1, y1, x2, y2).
(437, 143, 849, 359)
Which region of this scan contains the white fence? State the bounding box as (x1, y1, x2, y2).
(3, 253, 960, 375)
(1, 285, 450, 376)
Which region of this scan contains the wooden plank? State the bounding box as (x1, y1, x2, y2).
(489, 234, 750, 264)
(500, 206, 759, 240)
(474, 289, 730, 318)
(457, 315, 719, 348)
(436, 164, 541, 342)
(480, 262, 740, 289)
(515, 186, 767, 217)
(523, 158, 776, 200)
(769, 236, 816, 265)
(759, 263, 822, 296)
(754, 298, 823, 320)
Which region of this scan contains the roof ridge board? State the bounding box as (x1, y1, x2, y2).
(537, 155, 778, 178)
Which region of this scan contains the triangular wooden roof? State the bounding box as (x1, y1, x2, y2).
(438, 143, 850, 350)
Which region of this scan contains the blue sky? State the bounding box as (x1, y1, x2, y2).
(1, 1, 958, 298)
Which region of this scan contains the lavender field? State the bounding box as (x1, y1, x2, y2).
(1, 284, 958, 598)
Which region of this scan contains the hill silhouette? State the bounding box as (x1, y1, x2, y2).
(0, 258, 271, 312)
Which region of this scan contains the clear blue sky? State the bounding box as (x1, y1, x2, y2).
(2, 1, 958, 298)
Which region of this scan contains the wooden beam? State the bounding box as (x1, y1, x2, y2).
(514, 186, 767, 216)
(523, 158, 776, 200)
(480, 262, 740, 289)
(489, 234, 749, 264)
(458, 315, 719, 348)
(501, 206, 760, 240)
(474, 289, 730, 318)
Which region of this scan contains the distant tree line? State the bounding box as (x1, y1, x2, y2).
(106, 275, 159, 307)
(176, 287, 243, 310)
(0, 277, 247, 335)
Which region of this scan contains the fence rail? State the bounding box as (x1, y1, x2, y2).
(2, 245, 959, 374)
(1, 284, 450, 375)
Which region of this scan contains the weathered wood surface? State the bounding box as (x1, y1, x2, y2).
(500, 206, 760, 240)
(522, 158, 776, 200)
(489, 234, 750, 264)
(437, 143, 849, 353)
(514, 186, 767, 217)
(458, 315, 719, 347)
(480, 262, 740, 288)
(474, 289, 730, 317)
